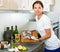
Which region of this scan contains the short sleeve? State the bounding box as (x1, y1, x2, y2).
(43, 17, 52, 29)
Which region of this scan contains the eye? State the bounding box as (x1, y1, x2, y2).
(34, 7, 37, 9)
(38, 7, 41, 9)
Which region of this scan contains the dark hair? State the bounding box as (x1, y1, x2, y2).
(32, 1, 44, 9)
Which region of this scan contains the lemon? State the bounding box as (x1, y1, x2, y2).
(18, 45, 27, 51)
(22, 46, 27, 51)
(18, 45, 23, 50)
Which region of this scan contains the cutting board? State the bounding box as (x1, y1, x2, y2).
(21, 30, 39, 42)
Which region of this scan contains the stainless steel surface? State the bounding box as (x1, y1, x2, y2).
(0, 42, 44, 52)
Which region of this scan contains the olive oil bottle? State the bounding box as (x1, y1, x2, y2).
(10, 26, 17, 48)
(10, 26, 15, 42)
(14, 25, 18, 34)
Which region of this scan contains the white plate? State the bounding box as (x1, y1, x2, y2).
(8, 48, 15, 51)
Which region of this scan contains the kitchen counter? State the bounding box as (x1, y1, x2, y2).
(0, 42, 44, 52)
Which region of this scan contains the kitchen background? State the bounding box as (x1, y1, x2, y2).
(0, 0, 60, 41)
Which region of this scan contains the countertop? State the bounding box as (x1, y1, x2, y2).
(0, 42, 44, 52)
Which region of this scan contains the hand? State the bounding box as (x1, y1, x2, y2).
(32, 38, 42, 42)
(38, 38, 42, 42)
(34, 39, 40, 42)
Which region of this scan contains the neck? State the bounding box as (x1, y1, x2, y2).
(37, 13, 43, 20)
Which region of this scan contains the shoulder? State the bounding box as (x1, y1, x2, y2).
(42, 14, 51, 24)
(42, 14, 50, 21)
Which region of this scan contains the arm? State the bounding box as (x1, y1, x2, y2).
(39, 29, 51, 42)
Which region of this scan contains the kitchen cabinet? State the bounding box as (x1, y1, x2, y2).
(0, 0, 3, 6)
(19, 0, 51, 11)
(17, 0, 37, 10)
(0, 0, 37, 10)
(38, 0, 50, 11)
(43, 3, 50, 12)
(18, 0, 29, 10)
(19, 0, 54, 11)
(39, 0, 55, 5)
(17, 0, 54, 11)
(28, 0, 37, 10)
(0, 0, 18, 10)
(0, 0, 53, 11)
(17, 0, 50, 11)
(45, 0, 55, 5)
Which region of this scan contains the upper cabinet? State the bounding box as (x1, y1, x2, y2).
(39, 0, 55, 5)
(28, 0, 37, 10)
(16, 0, 29, 10)
(0, 0, 55, 11)
(39, 0, 50, 12)
(17, 0, 37, 10)
(0, 0, 36, 10)
(0, 0, 18, 10)
(38, 0, 55, 12)
(45, 0, 55, 5)
(17, 0, 52, 11)
(17, 0, 55, 11)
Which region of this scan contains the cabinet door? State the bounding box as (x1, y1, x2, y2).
(19, 0, 37, 10)
(43, 3, 50, 12)
(39, 0, 54, 5)
(39, 0, 50, 12)
(0, 0, 3, 6)
(0, 0, 18, 10)
(19, 0, 29, 10)
(19, 0, 52, 10)
(29, 0, 37, 10)
(45, 0, 55, 5)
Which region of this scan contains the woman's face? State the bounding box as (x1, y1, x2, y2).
(33, 3, 43, 16)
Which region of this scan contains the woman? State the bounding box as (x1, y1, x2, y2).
(32, 1, 60, 52)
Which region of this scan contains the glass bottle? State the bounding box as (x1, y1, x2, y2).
(10, 26, 15, 42)
(14, 25, 18, 34)
(14, 25, 18, 43)
(11, 26, 13, 36)
(5, 27, 11, 43)
(10, 37, 14, 48)
(10, 38, 16, 48)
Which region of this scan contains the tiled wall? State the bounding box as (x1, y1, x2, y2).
(0, 12, 35, 41)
